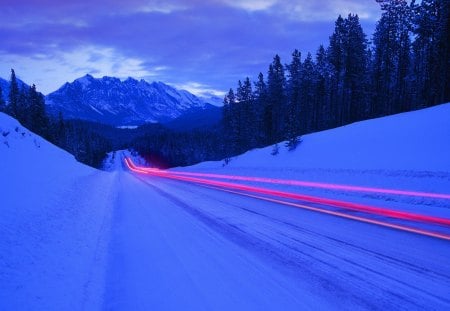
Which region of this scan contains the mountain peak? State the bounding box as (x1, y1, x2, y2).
(74, 74, 95, 87)
(125, 76, 137, 82)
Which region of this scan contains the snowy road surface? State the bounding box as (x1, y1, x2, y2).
(105, 172, 312, 310)
(1, 162, 449, 310)
(103, 166, 450, 310)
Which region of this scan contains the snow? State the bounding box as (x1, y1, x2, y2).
(116, 125, 139, 129)
(89, 104, 104, 115)
(75, 74, 94, 88)
(0, 113, 116, 310)
(1, 104, 450, 310)
(190, 103, 450, 172)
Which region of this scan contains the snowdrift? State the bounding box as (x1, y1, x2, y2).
(0, 112, 115, 310)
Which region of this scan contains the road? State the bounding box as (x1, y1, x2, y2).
(101, 160, 450, 310)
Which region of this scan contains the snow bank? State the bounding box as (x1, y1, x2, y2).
(192, 103, 450, 172)
(0, 113, 116, 310)
(0, 113, 93, 181)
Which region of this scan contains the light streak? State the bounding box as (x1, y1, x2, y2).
(156, 170, 450, 200)
(125, 158, 450, 240)
(211, 186, 450, 241)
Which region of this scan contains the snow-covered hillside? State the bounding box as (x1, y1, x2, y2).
(0, 112, 116, 310)
(189, 103, 450, 172)
(45, 74, 219, 125)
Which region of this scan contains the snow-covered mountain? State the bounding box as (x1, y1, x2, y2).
(46, 74, 220, 125)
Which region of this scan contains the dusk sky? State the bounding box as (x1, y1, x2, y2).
(0, 0, 382, 97)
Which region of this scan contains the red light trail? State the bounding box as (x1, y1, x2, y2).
(212, 186, 450, 241)
(146, 168, 450, 200)
(125, 158, 450, 241)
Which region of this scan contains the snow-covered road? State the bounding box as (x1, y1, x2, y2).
(104, 172, 312, 310)
(103, 168, 450, 310)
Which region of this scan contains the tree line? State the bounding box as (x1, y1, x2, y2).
(132, 124, 225, 168)
(0, 69, 111, 168)
(222, 0, 449, 157)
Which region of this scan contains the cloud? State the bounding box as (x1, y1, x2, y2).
(0, 0, 381, 97)
(275, 1, 381, 22)
(136, 2, 187, 14)
(173, 82, 226, 97)
(221, 0, 278, 12)
(0, 46, 164, 94)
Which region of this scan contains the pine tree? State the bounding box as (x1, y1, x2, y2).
(286, 49, 302, 149)
(0, 85, 5, 112)
(222, 88, 238, 156)
(315, 45, 334, 130)
(328, 15, 346, 126)
(267, 55, 287, 142)
(300, 52, 317, 132)
(253, 72, 267, 145)
(237, 77, 255, 147)
(343, 14, 369, 123)
(17, 87, 30, 126)
(265, 65, 275, 143)
(372, 0, 412, 115)
(56, 111, 66, 145)
(235, 80, 245, 149)
(412, 0, 450, 107)
(328, 14, 369, 125)
(8, 69, 20, 118)
(222, 89, 232, 158)
(29, 84, 49, 137)
(436, 0, 450, 104)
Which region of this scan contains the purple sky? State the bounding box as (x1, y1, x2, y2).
(0, 0, 381, 96)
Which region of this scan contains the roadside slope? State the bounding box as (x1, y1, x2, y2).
(190, 103, 450, 172)
(0, 113, 117, 310)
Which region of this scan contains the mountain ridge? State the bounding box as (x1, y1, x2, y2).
(45, 74, 221, 126)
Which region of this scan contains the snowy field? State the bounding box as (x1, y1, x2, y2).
(1, 104, 450, 310)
